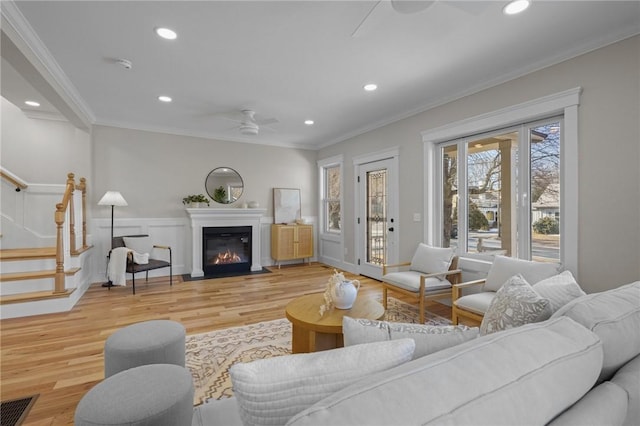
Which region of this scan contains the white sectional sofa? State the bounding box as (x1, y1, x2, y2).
(193, 281, 640, 426)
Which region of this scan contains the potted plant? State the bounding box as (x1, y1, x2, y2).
(182, 194, 210, 208)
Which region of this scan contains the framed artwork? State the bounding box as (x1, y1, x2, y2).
(273, 188, 301, 224)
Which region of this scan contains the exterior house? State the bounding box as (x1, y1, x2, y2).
(532, 183, 560, 224)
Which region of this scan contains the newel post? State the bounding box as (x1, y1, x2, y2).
(54, 203, 66, 293)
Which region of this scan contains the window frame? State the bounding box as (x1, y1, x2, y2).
(422, 88, 580, 277)
(440, 117, 563, 260)
(318, 155, 343, 238)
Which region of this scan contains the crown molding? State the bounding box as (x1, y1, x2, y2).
(1, 1, 95, 128)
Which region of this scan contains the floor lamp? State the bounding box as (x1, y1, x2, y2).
(98, 191, 128, 287)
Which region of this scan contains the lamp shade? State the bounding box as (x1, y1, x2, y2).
(98, 191, 128, 207)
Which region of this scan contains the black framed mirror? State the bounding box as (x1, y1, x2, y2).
(205, 167, 244, 204)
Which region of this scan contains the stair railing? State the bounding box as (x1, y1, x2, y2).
(0, 168, 28, 192)
(54, 173, 88, 293)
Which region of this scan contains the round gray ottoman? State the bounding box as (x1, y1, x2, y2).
(75, 364, 194, 426)
(104, 320, 185, 377)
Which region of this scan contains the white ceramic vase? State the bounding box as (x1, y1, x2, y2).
(330, 279, 360, 309)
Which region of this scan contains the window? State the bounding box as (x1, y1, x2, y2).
(318, 156, 343, 234)
(441, 119, 561, 263)
(422, 88, 580, 274)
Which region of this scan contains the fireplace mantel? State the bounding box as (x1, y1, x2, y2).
(186, 208, 267, 277)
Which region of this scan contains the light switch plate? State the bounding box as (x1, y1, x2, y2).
(413, 213, 421, 222)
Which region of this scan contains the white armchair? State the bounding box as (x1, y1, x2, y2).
(382, 244, 461, 324)
(452, 255, 561, 325)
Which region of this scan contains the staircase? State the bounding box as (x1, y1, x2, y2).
(0, 170, 93, 319)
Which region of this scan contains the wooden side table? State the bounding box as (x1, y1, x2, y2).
(285, 293, 385, 353)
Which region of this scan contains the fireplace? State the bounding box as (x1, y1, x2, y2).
(203, 226, 251, 276)
(186, 207, 266, 278)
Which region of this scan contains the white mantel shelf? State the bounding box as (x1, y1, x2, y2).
(186, 208, 267, 277)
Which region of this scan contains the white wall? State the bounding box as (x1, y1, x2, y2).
(90, 125, 318, 278)
(91, 125, 317, 219)
(1, 97, 93, 248)
(1, 97, 91, 183)
(318, 35, 640, 294)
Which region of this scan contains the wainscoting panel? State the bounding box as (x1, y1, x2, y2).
(92, 217, 189, 283)
(92, 215, 319, 284)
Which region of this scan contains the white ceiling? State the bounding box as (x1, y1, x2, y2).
(2, 1, 639, 150)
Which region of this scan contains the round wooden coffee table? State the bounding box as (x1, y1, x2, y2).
(285, 293, 385, 353)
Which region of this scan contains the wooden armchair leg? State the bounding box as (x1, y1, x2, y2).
(419, 296, 425, 324)
(451, 307, 459, 325)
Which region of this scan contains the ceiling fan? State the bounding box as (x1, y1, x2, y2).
(352, 0, 436, 37)
(215, 109, 279, 136)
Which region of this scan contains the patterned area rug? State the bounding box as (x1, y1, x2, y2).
(186, 297, 450, 405)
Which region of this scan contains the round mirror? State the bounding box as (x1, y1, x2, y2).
(205, 167, 244, 204)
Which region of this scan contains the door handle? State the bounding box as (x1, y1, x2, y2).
(388, 227, 394, 232)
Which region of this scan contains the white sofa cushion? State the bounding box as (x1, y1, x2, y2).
(480, 274, 552, 335)
(454, 291, 495, 315)
(533, 270, 586, 313)
(229, 338, 415, 426)
(287, 317, 603, 426)
(552, 281, 640, 383)
(381, 271, 451, 292)
(343, 316, 479, 359)
(483, 255, 561, 292)
(546, 381, 629, 426)
(410, 244, 454, 278)
(610, 354, 640, 426)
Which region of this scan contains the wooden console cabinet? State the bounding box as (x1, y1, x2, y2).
(271, 224, 313, 267)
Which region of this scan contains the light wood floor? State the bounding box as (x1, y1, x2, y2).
(0, 263, 453, 425)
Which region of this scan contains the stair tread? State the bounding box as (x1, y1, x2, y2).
(1, 268, 81, 282)
(0, 247, 56, 260)
(0, 288, 75, 305)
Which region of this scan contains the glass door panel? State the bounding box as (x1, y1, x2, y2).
(466, 131, 518, 256)
(366, 168, 387, 266)
(530, 121, 561, 262)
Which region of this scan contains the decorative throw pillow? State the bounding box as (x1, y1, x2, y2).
(229, 338, 415, 426)
(483, 255, 561, 292)
(343, 316, 479, 359)
(533, 270, 586, 313)
(123, 236, 153, 255)
(480, 274, 552, 335)
(410, 244, 454, 280)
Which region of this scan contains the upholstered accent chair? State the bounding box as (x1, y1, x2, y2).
(111, 234, 172, 294)
(452, 255, 561, 325)
(382, 244, 461, 324)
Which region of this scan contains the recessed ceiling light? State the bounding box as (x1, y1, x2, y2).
(304, 120, 314, 126)
(503, 0, 530, 15)
(158, 95, 172, 103)
(155, 27, 177, 40)
(24, 100, 40, 107)
(364, 83, 378, 92)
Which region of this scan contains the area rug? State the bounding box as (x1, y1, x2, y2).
(186, 297, 450, 405)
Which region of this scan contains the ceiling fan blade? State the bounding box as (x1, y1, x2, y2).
(351, 1, 389, 38)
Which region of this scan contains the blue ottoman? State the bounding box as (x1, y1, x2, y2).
(75, 364, 194, 426)
(104, 320, 185, 377)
